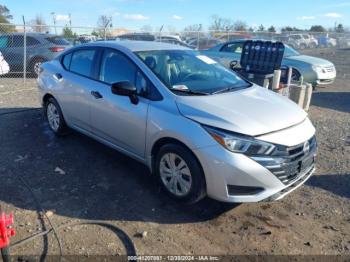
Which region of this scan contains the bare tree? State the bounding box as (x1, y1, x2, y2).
(233, 20, 248, 32)
(183, 24, 203, 38)
(30, 15, 49, 33)
(209, 15, 234, 32)
(96, 15, 112, 38)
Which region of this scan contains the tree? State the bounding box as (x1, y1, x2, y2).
(248, 27, 255, 32)
(91, 30, 99, 38)
(62, 25, 76, 40)
(183, 24, 203, 38)
(209, 15, 234, 32)
(281, 26, 302, 32)
(310, 25, 326, 32)
(96, 15, 112, 38)
(30, 15, 49, 33)
(0, 4, 15, 32)
(0, 5, 12, 22)
(336, 24, 345, 33)
(268, 26, 276, 33)
(258, 24, 265, 32)
(233, 20, 248, 32)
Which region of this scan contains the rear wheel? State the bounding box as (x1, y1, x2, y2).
(30, 57, 46, 77)
(155, 144, 206, 204)
(45, 97, 68, 136)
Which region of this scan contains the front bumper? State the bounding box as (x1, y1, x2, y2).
(194, 136, 316, 203)
(315, 66, 336, 85)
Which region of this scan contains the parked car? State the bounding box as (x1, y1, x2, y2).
(73, 35, 97, 45)
(302, 34, 318, 48)
(317, 34, 337, 48)
(0, 33, 71, 76)
(187, 38, 221, 50)
(272, 35, 299, 49)
(218, 33, 252, 42)
(155, 37, 193, 48)
(38, 41, 317, 203)
(0, 51, 9, 75)
(288, 34, 309, 49)
(336, 35, 350, 48)
(205, 40, 336, 87)
(116, 33, 155, 41)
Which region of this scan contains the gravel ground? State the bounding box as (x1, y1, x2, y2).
(0, 48, 349, 260)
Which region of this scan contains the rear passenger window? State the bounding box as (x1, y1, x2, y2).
(70, 49, 96, 77)
(0, 36, 9, 48)
(62, 53, 72, 69)
(26, 36, 40, 46)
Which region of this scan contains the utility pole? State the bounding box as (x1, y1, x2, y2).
(51, 12, 57, 34)
(69, 13, 72, 29)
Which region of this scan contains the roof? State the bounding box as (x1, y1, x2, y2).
(84, 40, 191, 52)
(2, 32, 58, 37)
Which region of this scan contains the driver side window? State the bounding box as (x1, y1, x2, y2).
(221, 43, 243, 54)
(99, 49, 152, 96)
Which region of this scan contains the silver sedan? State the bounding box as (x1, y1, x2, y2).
(38, 41, 316, 203)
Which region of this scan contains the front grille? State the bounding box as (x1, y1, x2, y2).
(253, 136, 317, 185)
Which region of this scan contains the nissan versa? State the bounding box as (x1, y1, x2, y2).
(37, 41, 317, 203)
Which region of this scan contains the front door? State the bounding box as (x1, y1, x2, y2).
(90, 49, 150, 158)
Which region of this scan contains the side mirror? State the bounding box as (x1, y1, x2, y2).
(111, 81, 139, 104)
(230, 60, 238, 71)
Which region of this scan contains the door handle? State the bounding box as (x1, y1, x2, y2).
(53, 73, 63, 80)
(91, 91, 103, 99)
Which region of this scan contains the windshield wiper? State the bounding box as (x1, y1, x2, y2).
(211, 86, 237, 95)
(171, 89, 210, 96)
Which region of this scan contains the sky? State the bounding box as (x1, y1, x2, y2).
(2, 0, 350, 31)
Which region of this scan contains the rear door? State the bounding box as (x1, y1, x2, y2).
(57, 48, 98, 132)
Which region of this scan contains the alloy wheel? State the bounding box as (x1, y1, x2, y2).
(47, 103, 60, 131)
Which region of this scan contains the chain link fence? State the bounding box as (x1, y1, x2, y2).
(1, 22, 350, 85)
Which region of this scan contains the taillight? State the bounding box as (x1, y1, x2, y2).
(49, 47, 65, 52)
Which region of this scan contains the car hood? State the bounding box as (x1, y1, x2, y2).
(285, 55, 333, 67)
(176, 85, 307, 137)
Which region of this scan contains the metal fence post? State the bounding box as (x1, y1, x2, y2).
(22, 16, 27, 87)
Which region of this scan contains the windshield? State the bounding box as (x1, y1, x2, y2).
(284, 45, 300, 57)
(135, 50, 251, 95)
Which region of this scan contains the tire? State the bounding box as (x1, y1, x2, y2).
(29, 57, 47, 77)
(310, 43, 317, 49)
(299, 44, 307, 50)
(155, 144, 206, 204)
(291, 69, 302, 82)
(44, 97, 69, 136)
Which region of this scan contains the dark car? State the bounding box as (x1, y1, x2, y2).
(116, 33, 155, 41)
(155, 37, 193, 48)
(0, 32, 71, 76)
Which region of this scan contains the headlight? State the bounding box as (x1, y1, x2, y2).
(203, 126, 275, 156)
(312, 65, 326, 74)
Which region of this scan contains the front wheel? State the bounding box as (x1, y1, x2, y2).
(291, 69, 302, 82)
(155, 144, 206, 204)
(45, 97, 68, 136)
